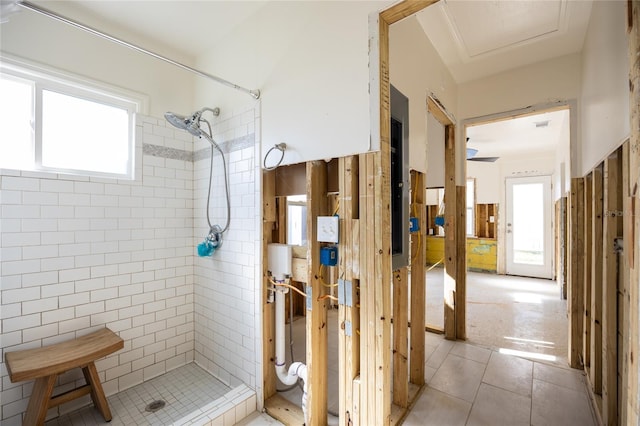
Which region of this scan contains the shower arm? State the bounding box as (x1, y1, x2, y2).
(15, 0, 261, 100)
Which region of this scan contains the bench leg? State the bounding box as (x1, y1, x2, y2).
(23, 375, 57, 426)
(82, 362, 112, 422)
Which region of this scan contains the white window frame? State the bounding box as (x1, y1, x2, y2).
(466, 178, 475, 237)
(0, 55, 147, 179)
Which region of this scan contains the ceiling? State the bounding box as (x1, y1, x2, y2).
(16, 1, 585, 160)
(416, 0, 593, 83)
(26, 1, 270, 58)
(20, 1, 594, 82)
(466, 109, 570, 160)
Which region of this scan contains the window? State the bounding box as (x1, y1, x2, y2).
(286, 195, 307, 246)
(466, 179, 475, 236)
(0, 58, 142, 179)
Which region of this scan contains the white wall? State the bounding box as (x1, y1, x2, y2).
(458, 54, 581, 179)
(389, 16, 458, 175)
(458, 54, 582, 122)
(555, 109, 572, 199)
(467, 161, 501, 204)
(579, 0, 630, 175)
(0, 4, 195, 118)
(425, 113, 446, 187)
(194, 1, 391, 166)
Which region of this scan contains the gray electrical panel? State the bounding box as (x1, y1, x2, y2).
(390, 85, 409, 270)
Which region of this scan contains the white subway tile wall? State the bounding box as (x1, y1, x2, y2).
(0, 104, 262, 425)
(192, 104, 262, 392)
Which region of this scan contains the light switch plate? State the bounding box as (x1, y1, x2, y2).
(317, 216, 339, 243)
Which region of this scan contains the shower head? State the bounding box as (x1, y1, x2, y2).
(0, 1, 22, 24)
(164, 107, 220, 138)
(164, 111, 202, 137)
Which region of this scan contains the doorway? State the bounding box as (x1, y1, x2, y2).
(505, 175, 554, 279)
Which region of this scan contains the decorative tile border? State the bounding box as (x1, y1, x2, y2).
(143, 144, 193, 162)
(144, 133, 256, 163)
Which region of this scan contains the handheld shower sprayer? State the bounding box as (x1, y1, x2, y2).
(165, 107, 230, 257)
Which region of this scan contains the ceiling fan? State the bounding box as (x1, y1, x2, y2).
(466, 138, 499, 162)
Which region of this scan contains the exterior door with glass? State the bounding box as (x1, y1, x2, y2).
(505, 176, 553, 279)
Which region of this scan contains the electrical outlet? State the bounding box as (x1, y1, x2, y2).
(317, 216, 339, 243)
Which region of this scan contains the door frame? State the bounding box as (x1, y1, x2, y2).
(462, 101, 576, 275)
(505, 174, 554, 279)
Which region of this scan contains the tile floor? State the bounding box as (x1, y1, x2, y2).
(44, 363, 256, 426)
(402, 333, 596, 426)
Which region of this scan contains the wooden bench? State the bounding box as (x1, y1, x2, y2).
(5, 328, 124, 425)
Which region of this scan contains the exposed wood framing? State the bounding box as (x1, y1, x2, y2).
(264, 395, 305, 425)
(455, 184, 466, 340)
(338, 156, 360, 425)
(427, 94, 463, 341)
(410, 171, 426, 385)
(262, 170, 277, 401)
(306, 161, 329, 425)
(621, 140, 631, 425)
(627, 3, 640, 423)
(443, 125, 456, 339)
(584, 173, 593, 372)
(562, 197, 568, 300)
(358, 151, 392, 424)
(392, 268, 409, 407)
(603, 151, 622, 425)
(275, 162, 306, 196)
(591, 164, 604, 396)
(358, 154, 374, 426)
(555, 197, 568, 298)
(569, 178, 585, 368)
(379, 0, 436, 23)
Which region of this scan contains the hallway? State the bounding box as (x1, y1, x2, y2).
(427, 270, 568, 364)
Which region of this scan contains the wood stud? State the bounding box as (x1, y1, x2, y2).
(569, 178, 585, 368)
(410, 171, 426, 386)
(306, 161, 329, 425)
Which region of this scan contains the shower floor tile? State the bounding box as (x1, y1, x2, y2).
(45, 363, 232, 426)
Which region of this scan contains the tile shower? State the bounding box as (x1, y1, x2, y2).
(0, 103, 262, 425)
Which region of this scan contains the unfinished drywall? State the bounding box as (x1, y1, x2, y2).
(579, 0, 630, 175)
(194, 1, 392, 167)
(389, 15, 458, 174)
(0, 3, 195, 118)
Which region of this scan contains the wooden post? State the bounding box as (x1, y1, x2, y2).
(569, 178, 585, 368)
(584, 173, 593, 373)
(338, 156, 360, 425)
(444, 125, 457, 340)
(603, 152, 622, 425)
(410, 171, 426, 385)
(392, 268, 409, 407)
(455, 184, 466, 340)
(377, 2, 450, 423)
(626, 3, 640, 423)
(306, 161, 328, 425)
(621, 140, 631, 425)
(561, 197, 568, 299)
(591, 164, 604, 395)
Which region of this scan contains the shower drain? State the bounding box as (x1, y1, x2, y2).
(145, 400, 166, 413)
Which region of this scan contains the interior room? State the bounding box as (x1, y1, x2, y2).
(0, 1, 638, 426)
